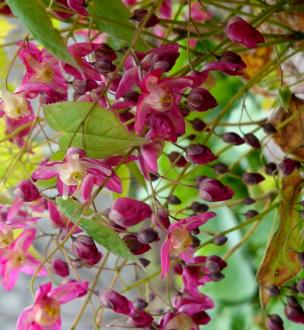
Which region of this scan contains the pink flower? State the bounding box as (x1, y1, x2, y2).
(198, 177, 234, 202)
(0, 229, 47, 291)
(16, 281, 89, 330)
(160, 0, 171, 18)
(135, 70, 193, 141)
(33, 148, 124, 201)
(71, 235, 102, 266)
(16, 42, 67, 103)
(225, 16, 265, 49)
(160, 212, 216, 277)
(109, 197, 152, 227)
(15, 180, 40, 202)
(63, 42, 102, 81)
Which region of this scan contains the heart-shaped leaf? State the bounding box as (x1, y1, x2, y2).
(43, 101, 145, 158)
(56, 197, 136, 260)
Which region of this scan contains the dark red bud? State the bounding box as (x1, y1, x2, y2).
(243, 197, 255, 205)
(242, 172, 265, 185)
(186, 144, 217, 165)
(137, 227, 159, 244)
(191, 235, 200, 248)
(168, 151, 188, 167)
(151, 209, 170, 229)
(199, 177, 234, 202)
(278, 158, 298, 176)
(209, 272, 225, 281)
(95, 44, 117, 61)
(95, 59, 116, 74)
(191, 118, 207, 131)
(265, 162, 278, 175)
(267, 285, 281, 297)
(244, 209, 259, 218)
(296, 280, 304, 294)
(52, 258, 69, 277)
(244, 133, 261, 149)
(262, 122, 277, 134)
(297, 252, 304, 267)
(134, 298, 148, 310)
(167, 195, 181, 205)
(71, 235, 102, 266)
(124, 234, 151, 255)
(16, 180, 40, 202)
(191, 201, 209, 213)
(139, 258, 151, 268)
(222, 132, 245, 145)
(187, 88, 217, 112)
(266, 314, 284, 330)
(213, 235, 228, 246)
(213, 163, 229, 174)
(130, 9, 160, 27)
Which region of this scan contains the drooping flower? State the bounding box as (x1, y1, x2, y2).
(0, 229, 47, 291)
(185, 144, 217, 165)
(71, 235, 102, 266)
(16, 281, 89, 330)
(135, 69, 193, 141)
(16, 41, 67, 103)
(160, 212, 216, 277)
(33, 148, 124, 201)
(109, 197, 152, 227)
(187, 88, 217, 112)
(225, 16, 265, 49)
(198, 177, 234, 202)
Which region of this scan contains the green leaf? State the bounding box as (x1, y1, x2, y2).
(6, 0, 74, 64)
(56, 198, 136, 260)
(43, 102, 146, 158)
(88, 0, 145, 50)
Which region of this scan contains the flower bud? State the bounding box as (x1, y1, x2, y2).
(296, 279, 304, 294)
(52, 259, 69, 277)
(244, 133, 261, 149)
(109, 198, 152, 228)
(134, 298, 148, 310)
(130, 9, 160, 27)
(139, 258, 150, 268)
(168, 152, 188, 167)
(167, 195, 181, 205)
(225, 16, 265, 49)
(94, 59, 116, 74)
(205, 255, 227, 275)
(198, 177, 234, 202)
(152, 209, 170, 229)
(71, 235, 102, 266)
(209, 272, 225, 281)
(191, 118, 207, 131)
(222, 132, 244, 145)
(265, 162, 277, 175)
(297, 252, 304, 267)
(213, 235, 228, 246)
(191, 201, 209, 213)
(123, 234, 151, 255)
(187, 88, 217, 112)
(244, 209, 258, 218)
(137, 227, 159, 244)
(95, 44, 117, 62)
(284, 296, 304, 323)
(242, 172, 265, 185)
(99, 290, 133, 315)
(267, 285, 280, 297)
(278, 158, 298, 176)
(243, 197, 255, 205)
(262, 122, 277, 134)
(128, 309, 153, 327)
(186, 144, 217, 165)
(213, 163, 229, 174)
(15, 180, 40, 202)
(266, 314, 284, 330)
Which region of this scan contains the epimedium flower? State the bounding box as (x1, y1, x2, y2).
(0, 228, 47, 291)
(16, 280, 89, 330)
(16, 41, 67, 103)
(67, 0, 88, 16)
(185, 144, 217, 165)
(225, 16, 265, 49)
(32, 148, 124, 201)
(109, 197, 152, 227)
(160, 212, 216, 277)
(135, 69, 193, 141)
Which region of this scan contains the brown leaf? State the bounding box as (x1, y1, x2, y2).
(257, 170, 303, 307)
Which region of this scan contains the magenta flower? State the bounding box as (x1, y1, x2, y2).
(71, 235, 102, 266)
(15, 180, 40, 202)
(16, 42, 67, 103)
(135, 69, 193, 141)
(0, 229, 47, 291)
(33, 148, 123, 201)
(198, 177, 234, 202)
(63, 42, 102, 81)
(160, 290, 213, 329)
(160, 212, 216, 277)
(16, 280, 89, 330)
(186, 144, 217, 165)
(225, 16, 265, 49)
(109, 197, 152, 227)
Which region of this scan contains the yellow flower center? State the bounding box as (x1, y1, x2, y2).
(0, 230, 14, 248)
(34, 299, 61, 326)
(170, 227, 193, 256)
(165, 313, 194, 330)
(35, 66, 54, 84)
(1, 90, 30, 119)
